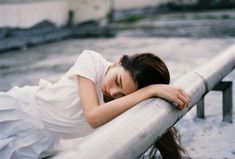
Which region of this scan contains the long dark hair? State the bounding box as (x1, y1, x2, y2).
(120, 53, 189, 159)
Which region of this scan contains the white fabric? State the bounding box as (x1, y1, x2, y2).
(1, 86, 58, 159)
(35, 50, 113, 138)
(0, 50, 113, 158)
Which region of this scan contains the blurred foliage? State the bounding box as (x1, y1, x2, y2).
(115, 15, 144, 24)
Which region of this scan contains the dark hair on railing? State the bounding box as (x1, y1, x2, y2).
(120, 53, 190, 159)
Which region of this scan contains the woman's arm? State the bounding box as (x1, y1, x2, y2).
(77, 76, 189, 128)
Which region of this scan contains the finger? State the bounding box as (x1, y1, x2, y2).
(181, 90, 190, 102)
(178, 94, 189, 107)
(175, 98, 184, 110)
(178, 91, 190, 107)
(179, 93, 190, 109)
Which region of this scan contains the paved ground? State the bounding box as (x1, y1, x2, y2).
(0, 36, 235, 158)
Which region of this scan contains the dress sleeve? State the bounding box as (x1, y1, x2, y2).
(67, 50, 100, 83)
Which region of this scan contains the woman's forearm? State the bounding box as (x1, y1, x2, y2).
(89, 85, 154, 128)
(77, 76, 188, 129)
(91, 84, 189, 128)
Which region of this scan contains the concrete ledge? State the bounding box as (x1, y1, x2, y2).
(0, 20, 115, 52)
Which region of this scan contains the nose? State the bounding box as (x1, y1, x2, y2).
(109, 87, 122, 99)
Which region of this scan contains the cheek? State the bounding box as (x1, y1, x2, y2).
(107, 72, 115, 83)
(105, 77, 113, 89)
(102, 76, 111, 90)
(103, 68, 117, 89)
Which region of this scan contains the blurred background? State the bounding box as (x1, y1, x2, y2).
(0, 0, 235, 158)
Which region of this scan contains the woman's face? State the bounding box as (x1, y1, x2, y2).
(101, 65, 137, 99)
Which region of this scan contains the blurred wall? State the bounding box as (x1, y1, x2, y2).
(113, 0, 169, 10)
(69, 0, 110, 25)
(0, 0, 110, 28)
(0, 0, 170, 28)
(0, 0, 69, 28)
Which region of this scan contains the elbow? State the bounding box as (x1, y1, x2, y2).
(88, 120, 99, 129)
(85, 112, 101, 129)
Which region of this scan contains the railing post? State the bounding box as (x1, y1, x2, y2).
(196, 98, 205, 119)
(196, 81, 233, 123)
(213, 81, 233, 123)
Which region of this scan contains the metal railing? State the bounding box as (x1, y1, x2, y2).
(197, 81, 233, 122)
(52, 44, 235, 159)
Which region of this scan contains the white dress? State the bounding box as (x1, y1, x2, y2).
(0, 50, 113, 159)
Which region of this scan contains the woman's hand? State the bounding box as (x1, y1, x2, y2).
(150, 84, 190, 110)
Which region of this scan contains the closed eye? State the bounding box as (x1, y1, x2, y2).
(115, 76, 119, 86)
(119, 75, 123, 88)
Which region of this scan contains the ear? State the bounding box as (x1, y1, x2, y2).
(116, 56, 124, 64)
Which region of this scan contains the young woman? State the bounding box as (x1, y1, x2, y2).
(0, 50, 189, 158)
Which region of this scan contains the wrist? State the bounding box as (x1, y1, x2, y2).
(146, 84, 159, 97)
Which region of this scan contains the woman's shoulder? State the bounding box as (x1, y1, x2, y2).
(80, 50, 104, 59)
(76, 50, 109, 68)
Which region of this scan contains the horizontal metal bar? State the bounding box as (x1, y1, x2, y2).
(213, 81, 232, 91)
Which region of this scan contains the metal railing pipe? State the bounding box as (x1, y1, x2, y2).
(195, 45, 235, 91)
(52, 44, 235, 159)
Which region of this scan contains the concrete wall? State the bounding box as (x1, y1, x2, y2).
(0, 0, 68, 28)
(0, 0, 110, 28)
(69, 0, 110, 25)
(113, 0, 169, 10)
(0, 0, 169, 28)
